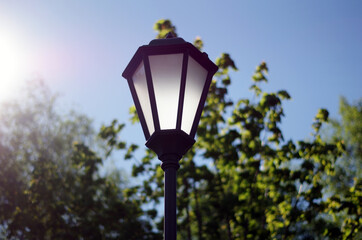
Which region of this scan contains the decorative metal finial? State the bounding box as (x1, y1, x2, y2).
(165, 32, 175, 39)
(149, 32, 184, 46)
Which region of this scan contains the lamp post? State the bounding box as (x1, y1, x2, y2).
(122, 33, 218, 240)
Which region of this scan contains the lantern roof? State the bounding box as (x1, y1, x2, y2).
(122, 35, 217, 80)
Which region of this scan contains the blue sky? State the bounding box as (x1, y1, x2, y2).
(0, 1, 361, 172)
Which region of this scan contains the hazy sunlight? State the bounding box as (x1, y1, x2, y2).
(0, 30, 30, 101)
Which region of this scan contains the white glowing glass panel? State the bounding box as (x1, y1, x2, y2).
(132, 61, 155, 135)
(149, 54, 183, 130)
(181, 56, 208, 134)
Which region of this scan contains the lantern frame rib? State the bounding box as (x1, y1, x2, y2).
(189, 70, 214, 138)
(126, 77, 151, 139)
(143, 55, 161, 132)
(176, 51, 189, 130)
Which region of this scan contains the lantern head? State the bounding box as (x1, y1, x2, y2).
(122, 34, 218, 160)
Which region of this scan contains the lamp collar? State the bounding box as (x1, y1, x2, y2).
(149, 32, 186, 46)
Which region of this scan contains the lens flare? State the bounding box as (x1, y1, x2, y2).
(0, 31, 30, 101)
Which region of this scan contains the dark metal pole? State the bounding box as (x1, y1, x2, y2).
(161, 154, 180, 240)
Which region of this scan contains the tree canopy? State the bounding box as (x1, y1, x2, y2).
(327, 97, 362, 193)
(0, 80, 161, 239)
(104, 19, 360, 239)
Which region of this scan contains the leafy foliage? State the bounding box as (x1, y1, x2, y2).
(153, 19, 177, 39)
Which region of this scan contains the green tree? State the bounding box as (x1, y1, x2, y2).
(103, 19, 360, 239)
(0, 80, 161, 239)
(322, 97, 362, 239)
(326, 97, 361, 193)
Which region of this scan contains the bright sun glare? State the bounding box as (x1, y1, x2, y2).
(0, 31, 30, 101)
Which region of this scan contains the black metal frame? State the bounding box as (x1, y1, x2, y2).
(122, 36, 218, 155)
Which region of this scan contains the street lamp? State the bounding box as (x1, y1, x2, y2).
(122, 33, 218, 240)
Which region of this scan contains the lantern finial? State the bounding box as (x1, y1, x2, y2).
(165, 32, 175, 39)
